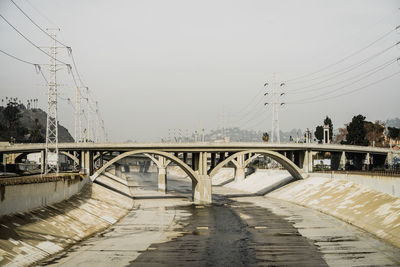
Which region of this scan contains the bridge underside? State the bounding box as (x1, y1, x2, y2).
(79, 149, 305, 204)
(0, 143, 395, 204)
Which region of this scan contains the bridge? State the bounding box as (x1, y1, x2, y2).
(1, 142, 397, 204)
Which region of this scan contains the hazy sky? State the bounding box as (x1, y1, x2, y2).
(0, 0, 399, 142)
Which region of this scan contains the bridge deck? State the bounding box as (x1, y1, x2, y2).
(0, 142, 396, 154)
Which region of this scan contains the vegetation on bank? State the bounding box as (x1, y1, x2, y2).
(0, 97, 74, 143)
(261, 113, 400, 148)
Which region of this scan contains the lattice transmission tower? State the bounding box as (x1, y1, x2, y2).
(44, 29, 61, 173)
(264, 74, 285, 143)
(74, 85, 84, 143)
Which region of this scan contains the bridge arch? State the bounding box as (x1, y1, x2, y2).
(209, 149, 306, 180)
(15, 151, 79, 165)
(60, 151, 79, 164)
(91, 150, 198, 183)
(14, 152, 27, 163)
(143, 153, 171, 168)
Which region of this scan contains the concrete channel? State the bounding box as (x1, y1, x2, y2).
(35, 171, 400, 267)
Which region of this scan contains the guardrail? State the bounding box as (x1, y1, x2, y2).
(314, 170, 400, 177)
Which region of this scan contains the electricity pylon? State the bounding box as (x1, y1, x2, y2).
(74, 85, 85, 143)
(44, 29, 63, 174)
(264, 74, 285, 143)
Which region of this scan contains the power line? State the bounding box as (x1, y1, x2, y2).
(10, 0, 69, 47)
(285, 25, 399, 83)
(289, 61, 398, 103)
(233, 105, 266, 127)
(244, 113, 269, 130)
(70, 52, 85, 85)
(0, 48, 37, 65)
(10, 0, 87, 85)
(229, 97, 265, 124)
(229, 86, 265, 116)
(0, 48, 48, 83)
(290, 71, 400, 104)
(23, 0, 57, 26)
(288, 57, 398, 95)
(287, 41, 399, 90)
(0, 13, 70, 65)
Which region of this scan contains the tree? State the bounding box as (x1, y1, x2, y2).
(364, 121, 385, 146)
(346, 115, 368, 146)
(3, 100, 22, 129)
(0, 99, 28, 142)
(314, 125, 323, 143)
(29, 119, 44, 143)
(388, 127, 400, 141)
(262, 132, 269, 142)
(334, 126, 348, 144)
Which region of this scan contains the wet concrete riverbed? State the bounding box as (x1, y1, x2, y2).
(40, 172, 400, 266)
(131, 199, 327, 266)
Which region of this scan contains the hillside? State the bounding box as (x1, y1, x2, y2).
(0, 104, 74, 143)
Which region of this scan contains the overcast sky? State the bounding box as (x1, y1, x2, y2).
(0, 0, 399, 142)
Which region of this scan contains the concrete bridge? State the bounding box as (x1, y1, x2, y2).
(1, 142, 398, 204)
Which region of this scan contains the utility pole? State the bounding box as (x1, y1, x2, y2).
(95, 101, 100, 143)
(74, 85, 84, 143)
(44, 29, 61, 174)
(85, 88, 95, 143)
(264, 73, 285, 143)
(222, 109, 226, 141)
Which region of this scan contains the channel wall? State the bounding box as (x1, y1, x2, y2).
(0, 175, 133, 266)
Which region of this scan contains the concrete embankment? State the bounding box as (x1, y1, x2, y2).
(223, 169, 400, 248)
(224, 169, 295, 194)
(310, 172, 400, 197)
(0, 175, 133, 266)
(0, 173, 89, 216)
(267, 177, 400, 248)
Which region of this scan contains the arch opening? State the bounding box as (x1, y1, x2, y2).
(209, 149, 306, 180)
(91, 150, 198, 184)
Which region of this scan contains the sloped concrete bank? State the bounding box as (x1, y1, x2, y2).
(0, 173, 89, 216)
(0, 176, 133, 266)
(311, 172, 400, 197)
(267, 177, 400, 248)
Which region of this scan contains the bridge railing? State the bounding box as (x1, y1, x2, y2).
(314, 169, 400, 178)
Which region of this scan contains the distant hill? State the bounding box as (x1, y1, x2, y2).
(0, 104, 74, 143)
(203, 127, 304, 142)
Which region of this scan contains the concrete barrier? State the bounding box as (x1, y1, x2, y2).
(311, 172, 400, 197)
(0, 174, 89, 216)
(268, 177, 400, 248)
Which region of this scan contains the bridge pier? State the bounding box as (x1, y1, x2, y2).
(115, 163, 122, 177)
(40, 150, 45, 173)
(386, 152, 394, 167)
(339, 151, 346, 170)
(365, 152, 370, 170)
(157, 156, 168, 192)
(81, 151, 94, 176)
(192, 152, 212, 204)
(234, 155, 246, 182)
(193, 175, 212, 204)
(158, 167, 167, 192)
(301, 150, 313, 173)
(143, 154, 170, 192)
(235, 167, 245, 182)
